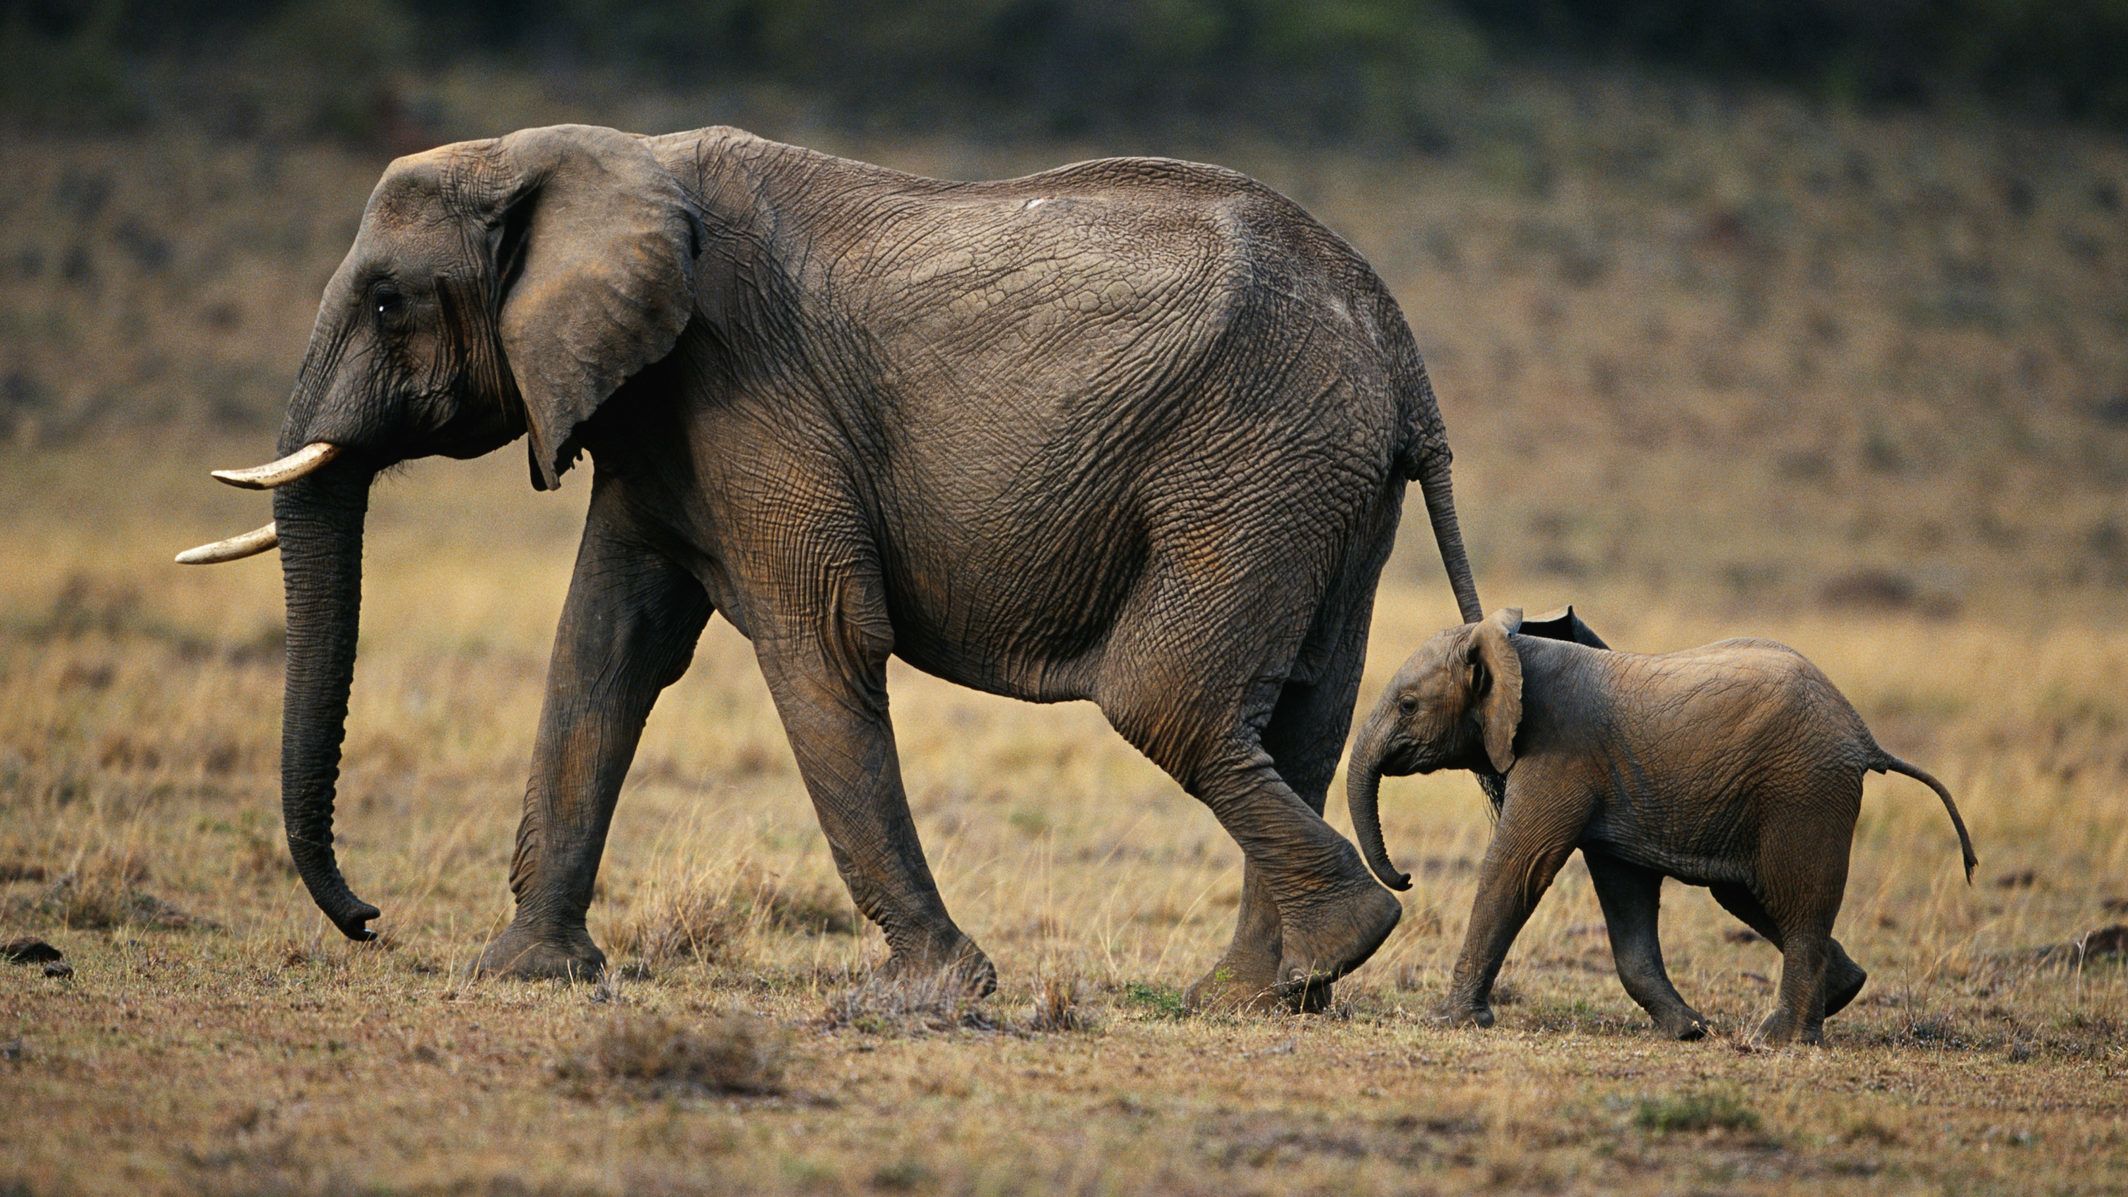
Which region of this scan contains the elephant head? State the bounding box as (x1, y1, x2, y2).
(1345, 607, 1527, 891)
(1344, 604, 1613, 890)
(176, 125, 701, 940)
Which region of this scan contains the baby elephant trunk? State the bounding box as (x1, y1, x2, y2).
(1345, 713, 1412, 892)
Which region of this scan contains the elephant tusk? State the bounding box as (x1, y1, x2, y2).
(211, 442, 341, 490)
(175, 521, 279, 565)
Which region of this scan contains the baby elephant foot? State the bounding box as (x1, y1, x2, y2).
(1823, 956, 1868, 1018)
(1428, 998, 1495, 1028)
(879, 932, 997, 998)
(1654, 1007, 1711, 1041)
(1275, 876, 1402, 992)
(1749, 1011, 1824, 1048)
(476, 922, 606, 981)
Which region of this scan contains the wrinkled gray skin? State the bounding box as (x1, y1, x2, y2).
(255, 124, 1487, 1011)
(1347, 608, 1977, 1045)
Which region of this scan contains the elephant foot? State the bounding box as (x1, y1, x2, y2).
(475, 923, 606, 982)
(1185, 953, 1330, 1015)
(879, 932, 997, 998)
(1428, 997, 1494, 1028)
(1274, 874, 1402, 991)
(1823, 958, 1867, 1018)
(1654, 1006, 1711, 1041)
(1749, 1012, 1824, 1048)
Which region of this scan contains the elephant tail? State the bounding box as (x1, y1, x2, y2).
(1871, 750, 1978, 883)
(1397, 366, 1484, 624)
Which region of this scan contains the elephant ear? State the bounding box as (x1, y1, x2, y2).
(1469, 608, 1524, 774)
(483, 125, 699, 490)
(1517, 604, 1610, 651)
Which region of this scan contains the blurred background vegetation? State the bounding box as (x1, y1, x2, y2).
(4, 0, 2126, 142)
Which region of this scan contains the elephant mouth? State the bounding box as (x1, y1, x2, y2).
(1376, 745, 1436, 779)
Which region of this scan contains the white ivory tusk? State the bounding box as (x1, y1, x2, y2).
(175, 522, 279, 565)
(211, 442, 341, 489)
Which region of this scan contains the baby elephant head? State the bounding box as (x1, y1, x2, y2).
(1346, 607, 1525, 891)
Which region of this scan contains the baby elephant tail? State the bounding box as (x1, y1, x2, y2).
(1871, 751, 1978, 883)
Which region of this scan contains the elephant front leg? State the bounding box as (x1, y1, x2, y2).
(478, 513, 711, 981)
(1585, 852, 1707, 1040)
(1436, 794, 1586, 1026)
(758, 630, 993, 995)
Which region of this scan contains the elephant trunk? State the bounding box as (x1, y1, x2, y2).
(1418, 453, 1483, 625)
(1346, 712, 1411, 891)
(273, 466, 382, 941)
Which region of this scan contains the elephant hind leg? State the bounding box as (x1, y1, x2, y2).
(1726, 858, 1847, 1045)
(1758, 929, 1832, 1046)
(1186, 629, 1372, 1014)
(1098, 588, 1396, 999)
(1184, 511, 1395, 1015)
(1585, 852, 1707, 1040)
(1109, 712, 1399, 998)
(1712, 883, 1867, 1018)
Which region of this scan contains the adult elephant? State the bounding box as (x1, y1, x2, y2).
(180, 124, 1484, 1012)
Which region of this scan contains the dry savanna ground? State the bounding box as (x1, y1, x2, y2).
(3, 65, 2127, 1196)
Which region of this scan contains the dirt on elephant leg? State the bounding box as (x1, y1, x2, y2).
(1185, 859, 1331, 1015)
(1184, 960, 1280, 1015)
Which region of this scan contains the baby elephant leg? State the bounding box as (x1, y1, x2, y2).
(1759, 927, 1832, 1046)
(1726, 879, 1843, 1046)
(1585, 853, 1708, 1040)
(1438, 820, 1581, 1027)
(1711, 884, 1867, 1017)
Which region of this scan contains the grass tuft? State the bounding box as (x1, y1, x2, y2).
(819, 971, 997, 1036)
(1118, 981, 1188, 1021)
(1633, 1088, 1763, 1135)
(609, 881, 748, 968)
(610, 862, 859, 968)
(5, 852, 207, 932)
(558, 1010, 786, 1098)
(1026, 974, 1096, 1034)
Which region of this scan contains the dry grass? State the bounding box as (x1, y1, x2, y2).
(556, 1010, 788, 1099)
(3, 65, 2127, 1197)
(2, 479, 2124, 1197)
(818, 971, 1002, 1037)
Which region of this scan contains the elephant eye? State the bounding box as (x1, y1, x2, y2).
(371, 284, 407, 329)
(1397, 694, 1418, 715)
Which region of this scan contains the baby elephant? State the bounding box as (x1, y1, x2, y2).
(1347, 607, 1976, 1045)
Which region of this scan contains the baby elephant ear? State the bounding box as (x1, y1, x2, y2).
(1470, 609, 1525, 773)
(483, 125, 698, 490)
(1518, 604, 1610, 650)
